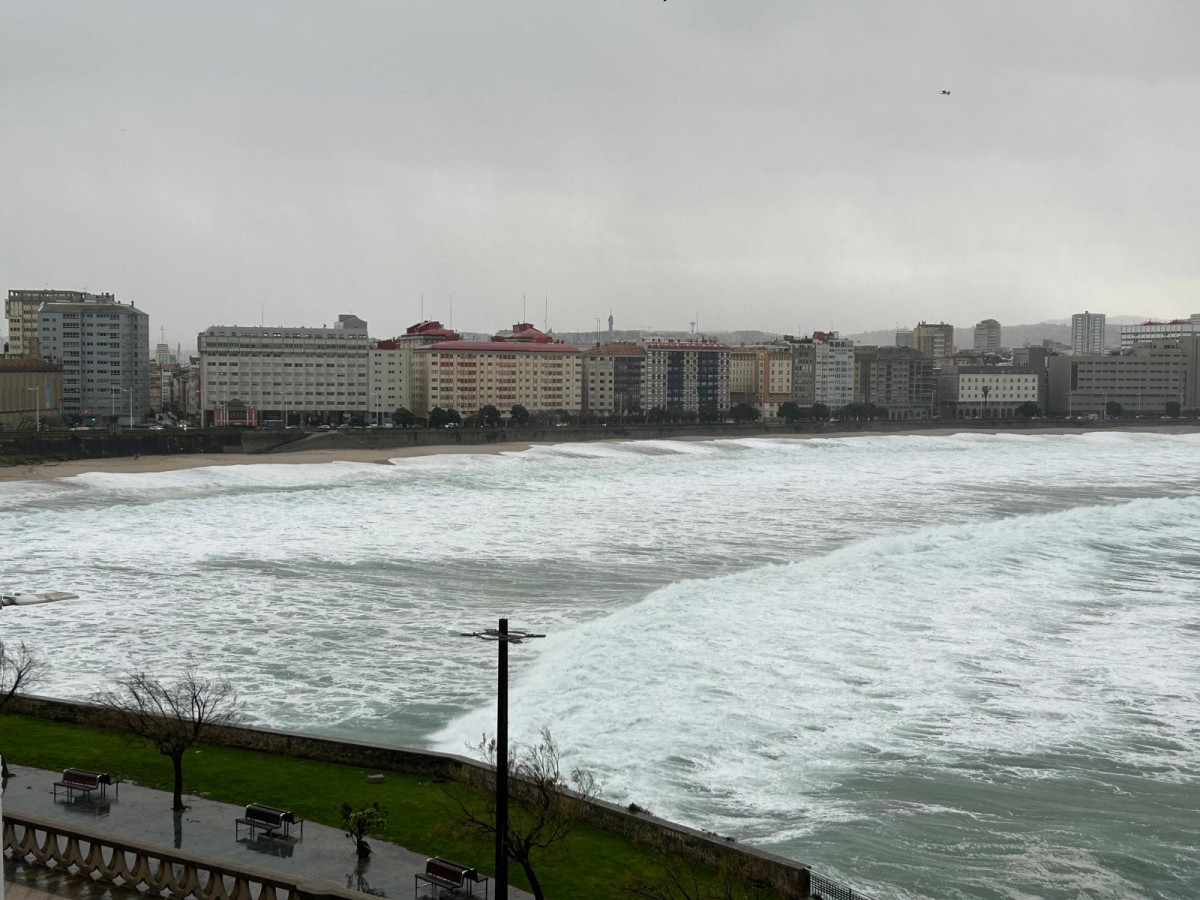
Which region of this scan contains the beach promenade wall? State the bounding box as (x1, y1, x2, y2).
(255, 416, 1139, 454)
(1, 417, 1184, 466)
(7, 695, 814, 897)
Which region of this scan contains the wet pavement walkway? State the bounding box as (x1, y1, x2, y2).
(3, 764, 532, 900)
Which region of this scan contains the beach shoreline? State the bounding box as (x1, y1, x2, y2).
(2, 424, 1198, 484)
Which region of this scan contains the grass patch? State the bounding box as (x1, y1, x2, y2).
(0, 712, 708, 900)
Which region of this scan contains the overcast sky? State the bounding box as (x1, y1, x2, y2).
(3, 1, 1198, 347)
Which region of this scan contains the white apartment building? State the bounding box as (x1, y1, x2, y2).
(36, 293, 150, 424)
(7, 289, 119, 358)
(957, 367, 1041, 417)
(367, 321, 461, 421)
(813, 331, 855, 408)
(1118, 316, 1200, 349)
(973, 319, 1002, 352)
(198, 314, 369, 425)
(411, 323, 582, 416)
(1071, 311, 1106, 355)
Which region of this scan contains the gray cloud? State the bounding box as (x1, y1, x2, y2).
(3, 1, 1198, 348)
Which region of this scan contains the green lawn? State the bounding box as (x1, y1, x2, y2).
(0, 713, 709, 900)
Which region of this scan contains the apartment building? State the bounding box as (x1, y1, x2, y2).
(36, 293, 150, 424)
(198, 314, 369, 426)
(956, 366, 1042, 418)
(895, 328, 915, 349)
(853, 347, 936, 419)
(786, 331, 854, 409)
(1119, 316, 1200, 349)
(790, 340, 817, 406)
(7, 290, 122, 359)
(641, 339, 731, 413)
(1071, 311, 1106, 355)
(729, 343, 793, 416)
(814, 331, 854, 408)
(973, 319, 1002, 352)
(915, 321, 955, 362)
(0, 358, 63, 429)
(411, 323, 582, 416)
(368, 321, 461, 421)
(581, 342, 645, 416)
(1047, 338, 1200, 416)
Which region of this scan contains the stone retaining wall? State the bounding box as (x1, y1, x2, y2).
(7, 695, 812, 897)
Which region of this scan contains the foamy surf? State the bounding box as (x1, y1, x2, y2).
(5, 432, 1200, 898)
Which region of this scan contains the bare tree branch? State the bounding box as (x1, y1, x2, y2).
(449, 727, 600, 900)
(91, 667, 241, 810)
(0, 638, 46, 777)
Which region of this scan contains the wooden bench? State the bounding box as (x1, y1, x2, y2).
(52, 769, 115, 803)
(414, 857, 488, 898)
(235, 803, 304, 841)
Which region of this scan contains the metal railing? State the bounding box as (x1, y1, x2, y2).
(3, 811, 366, 900)
(810, 870, 880, 900)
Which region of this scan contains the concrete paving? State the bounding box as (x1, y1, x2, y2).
(3, 764, 531, 900)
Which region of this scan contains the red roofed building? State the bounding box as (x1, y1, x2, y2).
(411, 323, 582, 416)
(369, 321, 461, 421)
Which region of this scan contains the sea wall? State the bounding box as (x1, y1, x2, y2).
(0, 429, 239, 462)
(7, 695, 813, 897)
(2, 417, 1186, 465)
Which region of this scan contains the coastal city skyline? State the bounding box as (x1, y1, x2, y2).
(5, 286, 1200, 431)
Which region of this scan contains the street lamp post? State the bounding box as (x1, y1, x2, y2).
(122, 388, 134, 430)
(459, 619, 544, 900)
(1, 590, 78, 900)
(25, 387, 38, 432)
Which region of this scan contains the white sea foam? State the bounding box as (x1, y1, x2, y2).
(4, 433, 1199, 898)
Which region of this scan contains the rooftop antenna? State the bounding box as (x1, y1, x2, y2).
(421, 292, 425, 322)
(544, 294, 548, 332)
(450, 294, 454, 329)
(523, 293, 527, 323)
(261, 303, 264, 327)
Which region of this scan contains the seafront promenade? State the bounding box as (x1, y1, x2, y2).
(2, 762, 533, 900)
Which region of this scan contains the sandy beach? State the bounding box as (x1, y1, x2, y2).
(2, 424, 1198, 485)
(0, 441, 537, 484)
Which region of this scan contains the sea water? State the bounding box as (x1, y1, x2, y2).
(2, 433, 1198, 899)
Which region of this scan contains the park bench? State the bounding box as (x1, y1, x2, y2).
(52, 769, 115, 803)
(235, 803, 304, 841)
(415, 857, 488, 899)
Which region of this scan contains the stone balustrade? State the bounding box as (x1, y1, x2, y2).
(3, 810, 365, 900)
